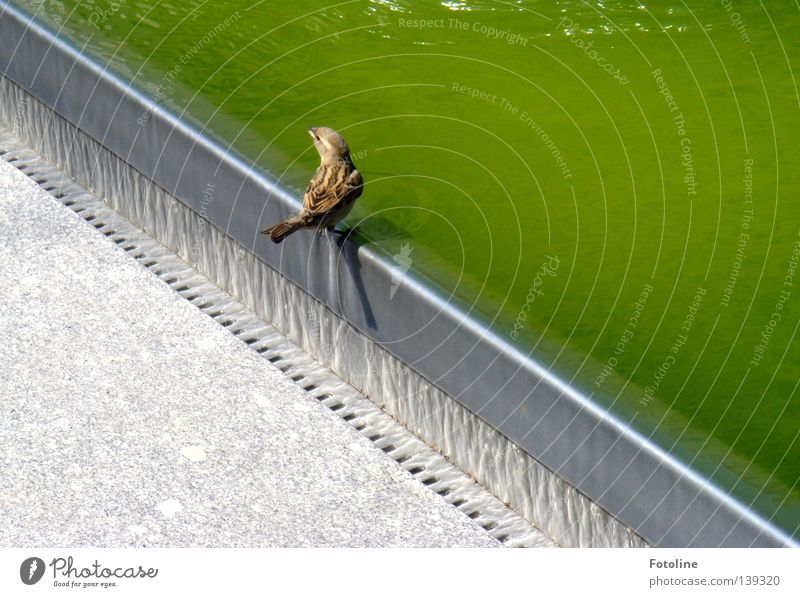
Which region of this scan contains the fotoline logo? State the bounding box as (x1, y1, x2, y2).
(20, 557, 46, 585)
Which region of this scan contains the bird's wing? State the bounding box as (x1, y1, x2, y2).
(303, 167, 363, 216)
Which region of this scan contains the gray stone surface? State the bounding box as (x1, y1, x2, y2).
(0, 158, 497, 547)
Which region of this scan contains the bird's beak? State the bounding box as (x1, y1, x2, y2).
(308, 127, 318, 139)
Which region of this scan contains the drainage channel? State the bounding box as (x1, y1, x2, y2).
(0, 129, 555, 548)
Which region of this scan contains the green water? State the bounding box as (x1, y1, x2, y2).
(17, 0, 799, 533)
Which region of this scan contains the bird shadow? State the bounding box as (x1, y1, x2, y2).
(329, 225, 377, 330)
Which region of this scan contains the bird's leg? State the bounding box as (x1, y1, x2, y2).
(331, 226, 355, 247)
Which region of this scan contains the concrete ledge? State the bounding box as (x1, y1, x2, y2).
(0, 155, 500, 547)
(0, 1, 791, 546)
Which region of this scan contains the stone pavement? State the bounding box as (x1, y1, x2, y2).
(0, 157, 497, 547)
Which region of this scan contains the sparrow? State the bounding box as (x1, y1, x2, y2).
(261, 126, 363, 243)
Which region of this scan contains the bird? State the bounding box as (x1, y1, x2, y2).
(261, 127, 363, 243)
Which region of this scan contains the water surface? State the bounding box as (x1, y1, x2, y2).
(15, 0, 800, 535)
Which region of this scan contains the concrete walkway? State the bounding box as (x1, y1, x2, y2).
(0, 157, 496, 547)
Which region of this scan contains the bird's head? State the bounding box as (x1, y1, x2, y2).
(308, 126, 351, 165)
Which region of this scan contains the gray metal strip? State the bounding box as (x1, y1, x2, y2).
(0, 1, 793, 547)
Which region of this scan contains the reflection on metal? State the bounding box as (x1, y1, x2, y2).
(1, 1, 792, 547)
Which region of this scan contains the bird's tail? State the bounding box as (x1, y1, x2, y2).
(260, 219, 306, 243)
